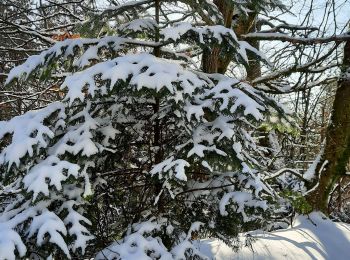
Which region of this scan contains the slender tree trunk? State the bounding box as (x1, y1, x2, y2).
(153, 0, 162, 164)
(307, 39, 350, 213)
(300, 86, 312, 167)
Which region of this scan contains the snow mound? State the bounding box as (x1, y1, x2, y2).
(199, 212, 350, 260)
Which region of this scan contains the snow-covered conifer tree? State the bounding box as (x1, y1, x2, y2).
(0, 1, 292, 259)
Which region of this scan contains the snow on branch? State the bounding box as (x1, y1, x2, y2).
(0, 227, 26, 259)
(161, 23, 271, 65)
(161, 23, 238, 44)
(5, 37, 127, 85)
(242, 32, 350, 45)
(60, 200, 94, 254)
(5, 36, 164, 85)
(207, 79, 266, 120)
(61, 53, 206, 104)
(0, 102, 65, 168)
(96, 220, 207, 260)
(220, 191, 267, 222)
(150, 157, 190, 181)
(28, 211, 70, 257)
(22, 156, 80, 201)
(117, 18, 158, 34)
(101, 0, 154, 17)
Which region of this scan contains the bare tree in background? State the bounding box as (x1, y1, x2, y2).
(0, 0, 95, 119)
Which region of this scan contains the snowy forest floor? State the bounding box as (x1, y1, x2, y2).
(197, 212, 350, 260)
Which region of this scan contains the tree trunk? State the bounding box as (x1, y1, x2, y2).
(201, 1, 260, 80)
(201, 0, 233, 73)
(234, 11, 261, 81)
(307, 39, 350, 213)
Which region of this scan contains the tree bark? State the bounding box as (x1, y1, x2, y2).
(201, 1, 260, 80)
(307, 39, 350, 213)
(234, 11, 261, 81)
(201, 0, 233, 73)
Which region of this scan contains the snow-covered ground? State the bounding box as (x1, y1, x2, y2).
(199, 212, 350, 260)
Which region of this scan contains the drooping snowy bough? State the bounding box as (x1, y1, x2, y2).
(0, 1, 292, 259)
